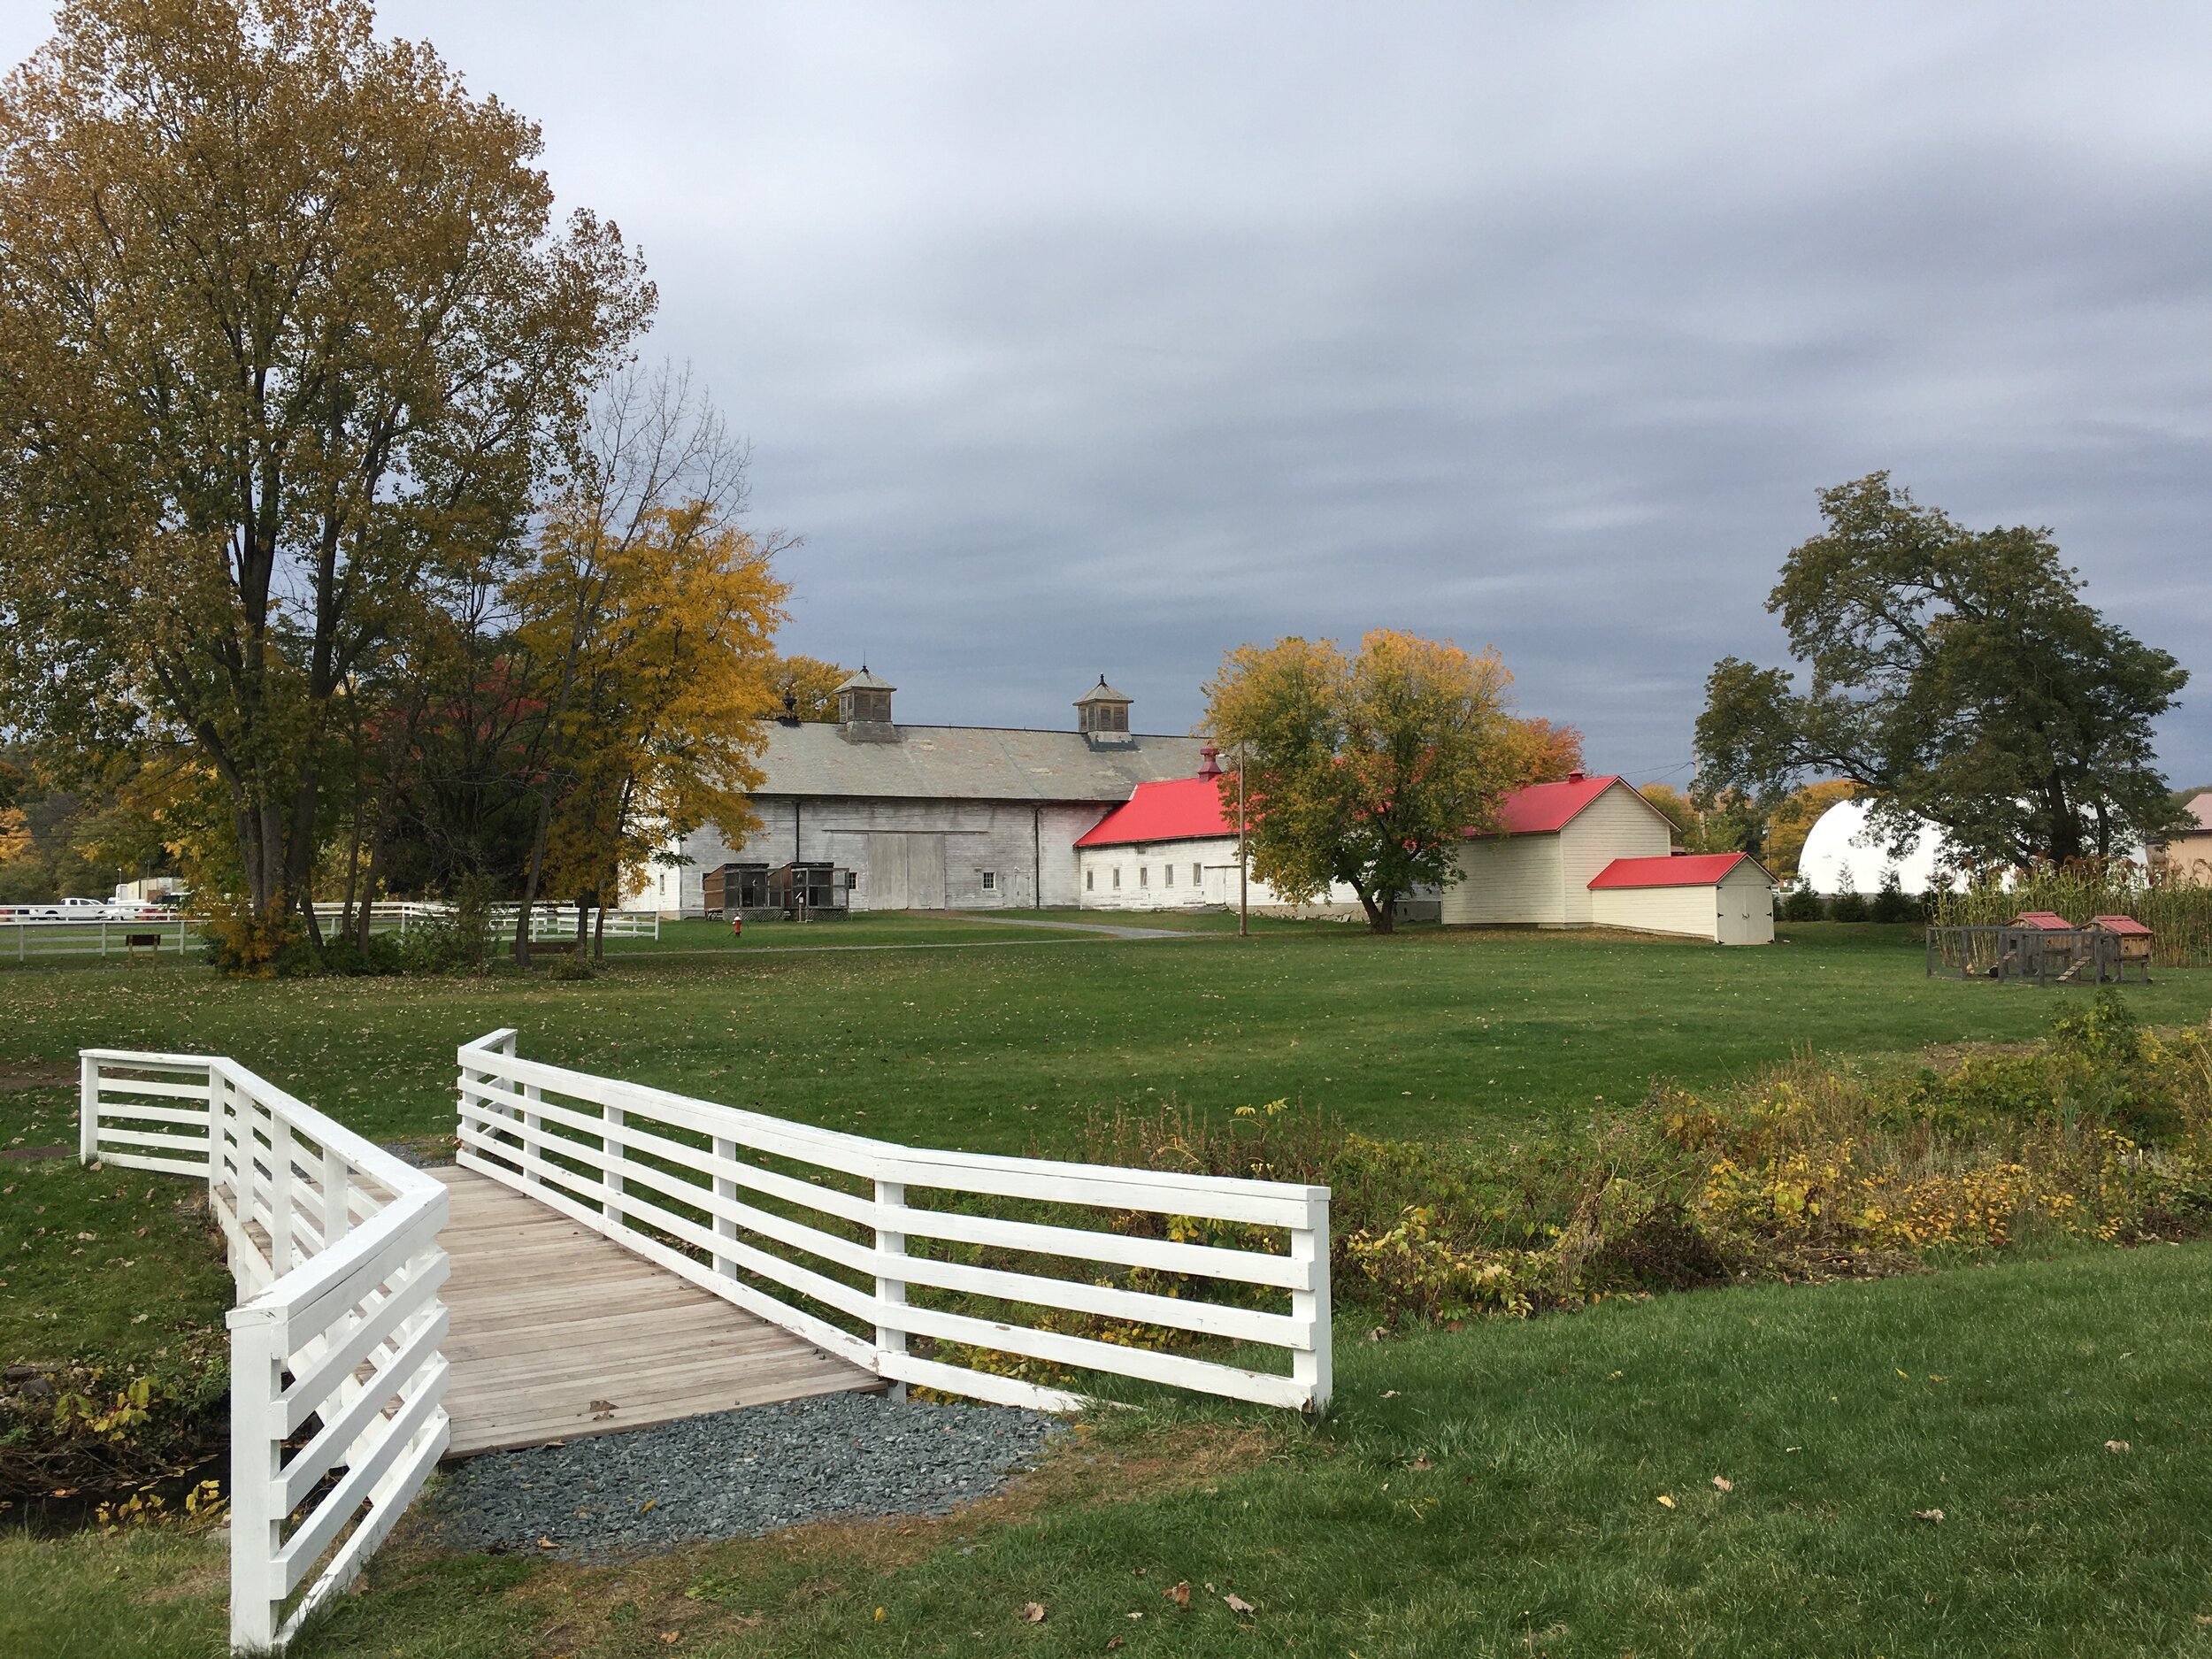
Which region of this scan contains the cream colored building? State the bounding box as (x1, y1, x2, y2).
(1441, 773, 1676, 926)
(1587, 852, 1778, 945)
(2153, 795, 2212, 887)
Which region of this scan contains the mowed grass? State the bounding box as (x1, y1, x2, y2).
(1, 920, 2207, 1156)
(6, 1242, 2209, 1658)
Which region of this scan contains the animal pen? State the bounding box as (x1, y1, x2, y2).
(1924, 919, 2152, 985)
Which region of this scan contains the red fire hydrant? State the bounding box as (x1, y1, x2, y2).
(730, 914, 743, 941)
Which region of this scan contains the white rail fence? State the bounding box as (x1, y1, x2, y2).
(3, 915, 204, 963)
(81, 1050, 449, 1655)
(455, 1030, 1331, 1414)
(311, 901, 660, 941)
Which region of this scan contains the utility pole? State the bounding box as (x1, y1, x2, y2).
(1238, 740, 1248, 938)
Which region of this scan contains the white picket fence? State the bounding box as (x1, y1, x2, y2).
(455, 1030, 1332, 1414)
(80, 1050, 449, 1655)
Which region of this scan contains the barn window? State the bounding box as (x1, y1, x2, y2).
(980, 871, 997, 892)
(1140, 866, 1148, 887)
(1085, 869, 1094, 891)
(1112, 868, 1121, 889)
(1191, 864, 1202, 886)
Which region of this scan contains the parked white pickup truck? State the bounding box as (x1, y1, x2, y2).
(3, 896, 135, 921)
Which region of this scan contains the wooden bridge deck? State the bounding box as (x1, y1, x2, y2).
(429, 1165, 877, 1457)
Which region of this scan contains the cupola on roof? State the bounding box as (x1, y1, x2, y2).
(1075, 676, 1132, 705)
(836, 666, 896, 692)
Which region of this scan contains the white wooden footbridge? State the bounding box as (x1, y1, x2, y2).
(79, 1032, 1332, 1652)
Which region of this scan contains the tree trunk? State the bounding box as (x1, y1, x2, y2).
(592, 897, 608, 961)
(1359, 887, 1395, 934)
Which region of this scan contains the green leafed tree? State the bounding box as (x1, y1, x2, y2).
(0, 0, 653, 941)
(1694, 473, 2188, 869)
(1204, 630, 1567, 933)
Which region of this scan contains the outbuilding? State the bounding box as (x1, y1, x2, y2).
(1587, 852, 1778, 945)
(1441, 773, 1678, 927)
(1072, 748, 1394, 917)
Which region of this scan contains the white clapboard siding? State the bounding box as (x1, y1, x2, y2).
(454, 1030, 1333, 1416)
(81, 1049, 449, 1656)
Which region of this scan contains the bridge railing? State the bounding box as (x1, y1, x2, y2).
(454, 1030, 1330, 1415)
(81, 1050, 449, 1655)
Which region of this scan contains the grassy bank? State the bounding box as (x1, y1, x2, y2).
(6, 1240, 2208, 1657)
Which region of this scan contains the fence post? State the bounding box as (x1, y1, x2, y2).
(99, 918, 107, 958)
(713, 1135, 738, 1280)
(78, 1054, 98, 1164)
(1292, 1193, 1332, 1414)
(873, 1178, 909, 1403)
(227, 1308, 286, 1653)
(603, 1102, 626, 1225)
(270, 1118, 295, 1277)
(322, 1140, 350, 1246)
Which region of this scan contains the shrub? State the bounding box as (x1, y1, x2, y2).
(397, 872, 500, 974)
(1829, 887, 1870, 922)
(548, 953, 595, 981)
(1779, 887, 1826, 923)
(1870, 870, 1918, 925)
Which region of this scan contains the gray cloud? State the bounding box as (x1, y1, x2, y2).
(9, 1, 2206, 780)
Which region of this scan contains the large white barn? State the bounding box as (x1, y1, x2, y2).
(653, 672, 1204, 916)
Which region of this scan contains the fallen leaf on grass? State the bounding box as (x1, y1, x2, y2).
(1655, 1494, 1675, 1509)
(1380, 1390, 1400, 1399)
(1711, 1476, 1732, 1492)
(1164, 1580, 1191, 1608)
(873, 1608, 884, 1622)
(1107, 1640, 1125, 1651)
(1913, 1509, 1944, 1524)
(2105, 1440, 2131, 1454)
(1225, 1593, 1256, 1615)
(1019, 1602, 1046, 1624)
(659, 1633, 680, 1646)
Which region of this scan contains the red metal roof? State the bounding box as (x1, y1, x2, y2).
(1587, 852, 1764, 890)
(1484, 773, 1627, 834)
(1075, 775, 1233, 848)
(2010, 911, 2074, 931)
(2088, 913, 2151, 935)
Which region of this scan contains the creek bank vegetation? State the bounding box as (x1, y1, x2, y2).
(919, 993, 2212, 1390)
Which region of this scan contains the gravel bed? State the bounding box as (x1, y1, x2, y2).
(420, 1392, 1066, 1559)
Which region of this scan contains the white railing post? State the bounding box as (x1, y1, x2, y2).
(227, 1307, 285, 1654)
(713, 1135, 738, 1279)
(603, 1102, 625, 1224)
(522, 1081, 543, 1187)
(206, 1064, 226, 1209)
(78, 1054, 99, 1164)
(874, 1178, 909, 1403)
(270, 1117, 295, 1276)
(322, 1140, 350, 1246)
(1293, 1194, 1332, 1413)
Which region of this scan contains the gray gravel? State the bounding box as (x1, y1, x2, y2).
(420, 1392, 1065, 1559)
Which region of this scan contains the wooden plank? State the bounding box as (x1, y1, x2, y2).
(429, 1165, 875, 1458)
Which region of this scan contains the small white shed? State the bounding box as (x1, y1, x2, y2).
(1587, 853, 1777, 945)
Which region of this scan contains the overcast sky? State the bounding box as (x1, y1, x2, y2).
(9, 2, 2206, 784)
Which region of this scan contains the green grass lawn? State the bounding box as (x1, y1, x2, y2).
(2, 920, 2206, 1156)
(7, 1241, 2208, 1658)
(6, 919, 2212, 1655)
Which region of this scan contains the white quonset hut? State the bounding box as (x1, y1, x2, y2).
(1440, 773, 1676, 927)
(655, 672, 1205, 915)
(1071, 746, 1383, 916)
(1588, 852, 1778, 945)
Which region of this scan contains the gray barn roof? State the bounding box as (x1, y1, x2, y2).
(754, 723, 1206, 802)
